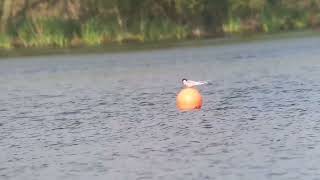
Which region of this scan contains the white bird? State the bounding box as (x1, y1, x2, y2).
(182, 78, 208, 87)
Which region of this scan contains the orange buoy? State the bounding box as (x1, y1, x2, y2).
(176, 87, 203, 111)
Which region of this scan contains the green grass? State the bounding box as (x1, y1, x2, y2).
(17, 18, 77, 48)
(80, 18, 188, 44)
(223, 18, 241, 34)
(143, 19, 188, 41)
(224, 11, 312, 35)
(0, 13, 316, 50)
(81, 18, 115, 46)
(0, 34, 12, 49)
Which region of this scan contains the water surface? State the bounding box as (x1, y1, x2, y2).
(1, 36, 320, 180)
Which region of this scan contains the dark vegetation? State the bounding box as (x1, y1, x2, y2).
(0, 0, 319, 49)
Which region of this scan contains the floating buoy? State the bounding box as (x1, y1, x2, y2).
(176, 87, 203, 111)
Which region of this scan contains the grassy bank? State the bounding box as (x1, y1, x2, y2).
(0, 29, 319, 58)
(1, 18, 190, 49)
(0, 16, 319, 51)
(1, 1, 320, 52)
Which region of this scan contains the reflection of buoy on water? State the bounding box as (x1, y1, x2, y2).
(176, 87, 203, 111)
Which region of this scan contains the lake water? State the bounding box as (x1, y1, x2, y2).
(1, 35, 320, 180)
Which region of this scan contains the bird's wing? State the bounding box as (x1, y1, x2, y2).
(189, 80, 208, 86)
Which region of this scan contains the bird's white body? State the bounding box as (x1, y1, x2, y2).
(182, 79, 208, 87)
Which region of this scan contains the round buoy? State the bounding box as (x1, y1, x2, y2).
(176, 87, 203, 111)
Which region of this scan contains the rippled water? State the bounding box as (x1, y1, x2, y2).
(1, 36, 320, 180)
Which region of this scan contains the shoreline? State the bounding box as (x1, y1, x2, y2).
(0, 29, 319, 59)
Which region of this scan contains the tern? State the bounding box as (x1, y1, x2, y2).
(182, 78, 208, 87)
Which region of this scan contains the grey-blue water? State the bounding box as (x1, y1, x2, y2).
(1, 36, 320, 180)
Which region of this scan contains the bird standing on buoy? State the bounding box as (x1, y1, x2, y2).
(177, 78, 208, 111)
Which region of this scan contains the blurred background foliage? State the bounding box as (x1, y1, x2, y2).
(0, 0, 320, 49)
